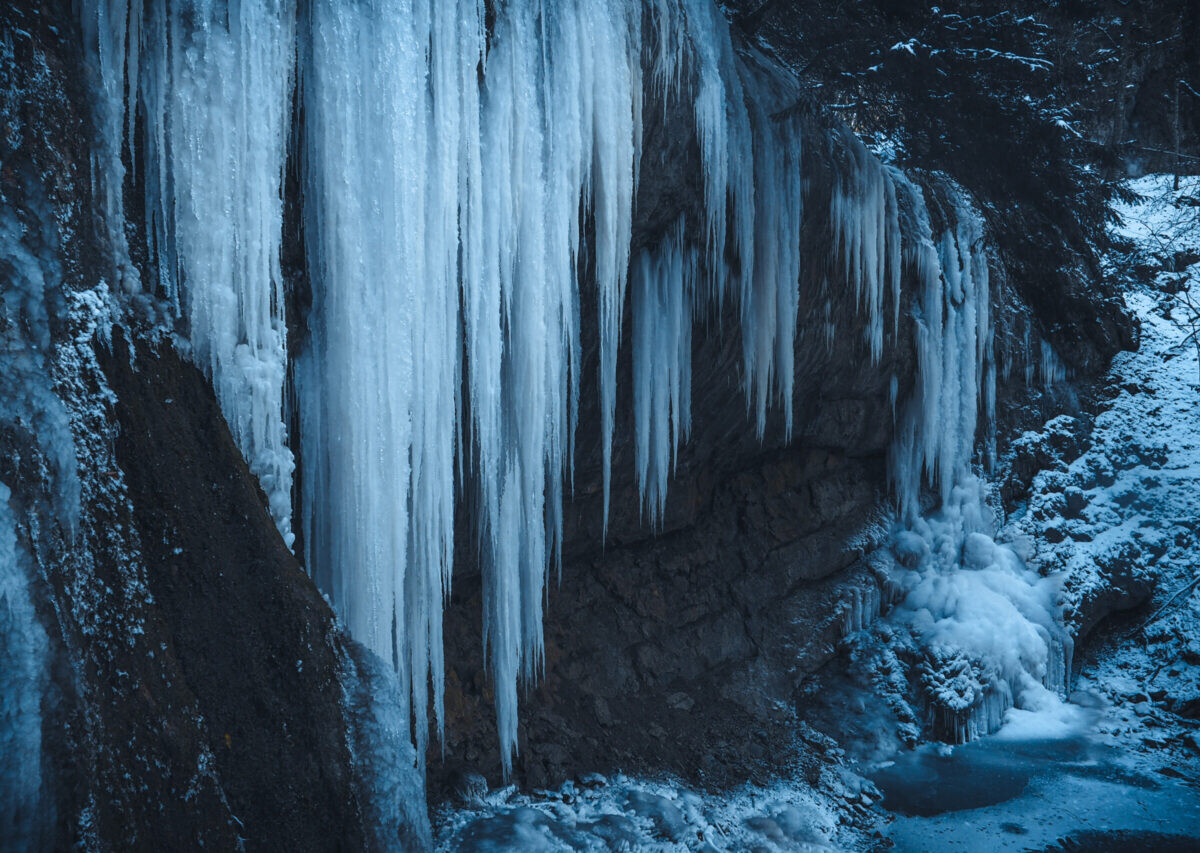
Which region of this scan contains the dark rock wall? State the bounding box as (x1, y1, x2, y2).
(100, 335, 368, 851)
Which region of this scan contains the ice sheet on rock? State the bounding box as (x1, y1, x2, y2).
(0, 484, 51, 848)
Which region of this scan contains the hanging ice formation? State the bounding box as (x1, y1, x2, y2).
(83, 0, 299, 546)
(883, 181, 1071, 741)
(889, 180, 993, 523)
(84, 0, 956, 772)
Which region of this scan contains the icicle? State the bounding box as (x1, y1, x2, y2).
(632, 220, 696, 525)
(744, 90, 803, 438)
(79, 0, 138, 294)
(298, 0, 471, 756)
(86, 0, 300, 544)
(1039, 340, 1069, 387)
(830, 132, 902, 363)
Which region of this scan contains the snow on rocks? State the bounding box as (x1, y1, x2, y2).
(435, 772, 844, 852)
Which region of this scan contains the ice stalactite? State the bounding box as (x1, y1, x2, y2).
(632, 220, 696, 526)
(889, 180, 992, 522)
(138, 0, 298, 546)
(79, 0, 138, 294)
(0, 485, 50, 848)
(297, 0, 649, 770)
(297, 0, 470, 756)
(296, 0, 813, 773)
(830, 134, 903, 364)
(884, 182, 1070, 742)
(87, 0, 298, 544)
(1039, 340, 1069, 387)
(744, 93, 804, 438)
(684, 0, 756, 318)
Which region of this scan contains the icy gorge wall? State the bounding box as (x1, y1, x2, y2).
(82, 0, 1018, 777)
(83, 0, 918, 777)
(1, 0, 1136, 846)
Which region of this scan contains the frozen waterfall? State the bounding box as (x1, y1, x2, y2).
(884, 182, 1071, 741)
(83, 0, 1025, 773)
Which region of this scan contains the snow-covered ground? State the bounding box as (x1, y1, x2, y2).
(434, 772, 848, 852)
(431, 175, 1200, 851)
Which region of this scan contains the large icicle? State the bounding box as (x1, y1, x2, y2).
(298, 0, 648, 773)
(632, 220, 696, 525)
(298, 0, 468, 755)
(79, 0, 139, 294)
(831, 133, 902, 363)
(128, 0, 299, 545)
(742, 59, 804, 437)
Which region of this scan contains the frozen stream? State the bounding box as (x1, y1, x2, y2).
(877, 723, 1200, 850)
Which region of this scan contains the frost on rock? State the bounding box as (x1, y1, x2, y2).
(0, 202, 80, 528)
(435, 773, 841, 852)
(341, 643, 435, 852)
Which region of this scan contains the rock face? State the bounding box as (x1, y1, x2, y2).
(100, 334, 369, 850)
(1, 0, 1142, 844)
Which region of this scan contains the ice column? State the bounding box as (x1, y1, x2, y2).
(885, 182, 1069, 741)
(889, 181, 991, 522)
